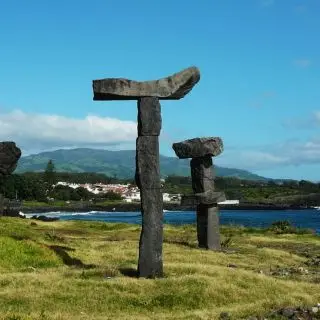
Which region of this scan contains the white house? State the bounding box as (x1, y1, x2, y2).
(218, 200, 240, 205)
(55, 182, 80, 189)
(163, 193, 171, 202)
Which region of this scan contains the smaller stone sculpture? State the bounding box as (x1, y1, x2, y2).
(172, 137, 225, 250)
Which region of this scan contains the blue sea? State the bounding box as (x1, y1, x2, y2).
(25, 209, 320, 234)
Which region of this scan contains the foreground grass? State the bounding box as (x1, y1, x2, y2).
(0, 218, 319, 320)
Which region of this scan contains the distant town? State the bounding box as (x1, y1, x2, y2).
(53, 181, 239, 205)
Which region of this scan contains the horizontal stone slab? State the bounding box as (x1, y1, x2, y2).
(172, 137, 223, 159)
(0, 142, 21, 176)
(181, 191, 226, 206)
(93, 67, 200, 100)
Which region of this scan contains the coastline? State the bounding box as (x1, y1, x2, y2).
(19, 202, 313, 213)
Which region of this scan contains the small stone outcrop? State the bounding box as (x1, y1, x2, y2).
(0, 142, 21, 216)
(0, 142, 21, 176)
(246, 304, 320, 319)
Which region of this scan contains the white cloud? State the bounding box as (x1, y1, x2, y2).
(0, 110, 137, 152)
(216, 138, 320, 171)
(293, 59, 312, 68)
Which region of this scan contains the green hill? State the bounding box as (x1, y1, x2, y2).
(15, 148, 267, 180)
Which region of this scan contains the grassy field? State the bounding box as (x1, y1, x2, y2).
(0, 217, 319, 320)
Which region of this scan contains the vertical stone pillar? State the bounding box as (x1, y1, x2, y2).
(191, 156, 221, 250)
(92, 67, 200, 277)
(136, 97, 163, 278)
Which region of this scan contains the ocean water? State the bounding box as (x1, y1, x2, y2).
(24, 209, 320, 234)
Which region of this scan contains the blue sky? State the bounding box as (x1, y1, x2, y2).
(0, 0, 319, 181)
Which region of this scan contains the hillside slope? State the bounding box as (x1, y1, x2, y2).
(16, 148, 267, 180)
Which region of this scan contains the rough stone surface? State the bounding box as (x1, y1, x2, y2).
(190, 155, 221, 250)
(173, 137, 223, 251)
(135, 136, 161, 189)
(0, 142, 21, 176)
(138, 97, 161, 136)
(93, 67, 200, 100)
(137, 186, 163, 278)
(230, 304, 320, 320)
(195, 190, 226, 204)
(136, 134, 163, 277)
(135, 97, 163, 278)
(281, 308, 296, 317)
(219, 312, 231, 320)
(197, 205, 221, 250)
(93, 67, 200, 279)
(190, 156, 215, 193)
(172, 137, 223, 159)
(181, 191, 225, 206)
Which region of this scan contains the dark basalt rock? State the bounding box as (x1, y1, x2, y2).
(0, 142, 21, 176)
(195, 190, 226, 204)
(32, 215, 59, 222)
(197, 205, 221, 250)
(2, 208, 24, 218)
(135, 136, 161, 189)
(137, 97, 162, 136)
(172, 136, 223, 251)
(93, 67, 200, 100)
(246, 304, 320, 319)
(137, 186, 164, 278)
(93, 67, 201, 279)
(181, 191, 226, 206)
(191, 156, 215, 193)
(136, 97, 163, 278)
(172, 137, 223, 159)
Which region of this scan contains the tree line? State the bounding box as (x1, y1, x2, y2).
(163, 175, 320, 205)
(0, 160, 124, 202)
(1, 159, 320, 205)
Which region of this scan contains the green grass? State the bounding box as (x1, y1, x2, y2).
(23, 200, 67, 208)
(0, 237, 60, 270)
(0, 217, 319, 320)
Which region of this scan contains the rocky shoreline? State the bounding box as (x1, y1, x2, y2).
(17, 202, 313, 214)
(220, 304, 320, 319)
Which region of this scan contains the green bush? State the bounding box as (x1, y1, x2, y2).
(268, 220, 313, 234)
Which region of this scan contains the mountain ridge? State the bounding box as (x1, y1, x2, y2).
(16, 148, 268, 180)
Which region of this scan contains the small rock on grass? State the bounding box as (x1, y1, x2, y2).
(219, 312, 231, 320)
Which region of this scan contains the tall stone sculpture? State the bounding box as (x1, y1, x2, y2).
(0, 142, 21, 215)
(93, 67, 200, 278)
(172, 137, 225, 250)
